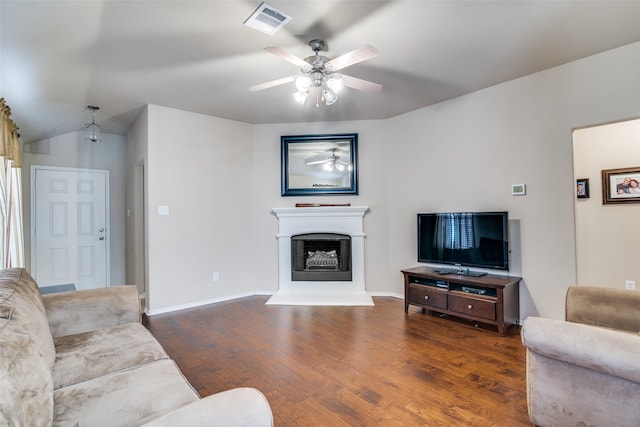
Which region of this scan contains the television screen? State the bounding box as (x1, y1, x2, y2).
(417, 212, 509, 271)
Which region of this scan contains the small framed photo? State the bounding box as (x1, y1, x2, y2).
(576, 178, 589, 199)
(602, 167, 640, 204)
(511, 184, 526, 196)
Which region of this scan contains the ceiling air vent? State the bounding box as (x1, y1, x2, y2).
(244, 2, 291, 35)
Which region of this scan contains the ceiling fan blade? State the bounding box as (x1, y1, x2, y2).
(341, 74, 382, 93)
(249, 76, 295, 92)
(325, 44, 378, 72)
(265, 47, 312, 71)
(306, 159, 330, 165)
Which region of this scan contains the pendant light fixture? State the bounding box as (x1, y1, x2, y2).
(86, 105, 102, 143)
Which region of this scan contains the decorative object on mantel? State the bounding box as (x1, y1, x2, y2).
(295, 203, 351, 208)
(281, 133, 358, 196)
(602, 167, 640, 204)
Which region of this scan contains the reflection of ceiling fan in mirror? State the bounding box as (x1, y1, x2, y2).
(250, 39, 382, 106)
(306, 148, 352, 172)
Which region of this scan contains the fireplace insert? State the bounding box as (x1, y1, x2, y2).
(291, 233, 352, 281)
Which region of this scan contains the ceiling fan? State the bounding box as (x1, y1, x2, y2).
(306, 148, 352, 172)
(249, 39, 382, 106)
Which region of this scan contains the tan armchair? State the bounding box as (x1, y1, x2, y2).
(521, 285, 640, 427)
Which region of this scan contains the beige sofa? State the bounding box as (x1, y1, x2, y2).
(521, 285, 640, 427)
(0, 268, 273, 426)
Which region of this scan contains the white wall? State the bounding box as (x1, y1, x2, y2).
(143, 105, 255, 312)
(573, 119, 640, 288)
(125, 107, 149, 297)
(135, 40, 640, 320)
(22, 131, 127, 285)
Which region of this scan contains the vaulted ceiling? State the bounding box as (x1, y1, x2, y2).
(3, 0, 640, 144)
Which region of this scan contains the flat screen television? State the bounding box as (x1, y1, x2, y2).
(417, 211, 509, 274)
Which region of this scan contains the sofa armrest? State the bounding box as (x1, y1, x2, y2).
(565, 285, 640, 332)
(522, 316, 640, 384)
(142, 387, 273, 427)
(43, 285, 141, 337)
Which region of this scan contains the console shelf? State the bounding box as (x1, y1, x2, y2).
(402, 266, 521, 336)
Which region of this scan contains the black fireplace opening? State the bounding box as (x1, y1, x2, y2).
(291, 233, 352, 281)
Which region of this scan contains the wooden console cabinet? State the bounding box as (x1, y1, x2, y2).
(402, 266, 521, 336)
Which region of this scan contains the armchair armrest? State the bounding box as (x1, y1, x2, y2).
(43, 285, 141, 337)
(522, 316, 640, 384)
(565, 285, 640, 332)
(142, 387, 273, 427)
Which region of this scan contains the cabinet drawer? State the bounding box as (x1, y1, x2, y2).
(448, 294, 496, 320)
(409, 284, 447, 309)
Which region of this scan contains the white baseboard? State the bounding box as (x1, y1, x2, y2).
(368, 291, 404, 299)
(144, 291, 273, 316)
(144, 291, 405, 316)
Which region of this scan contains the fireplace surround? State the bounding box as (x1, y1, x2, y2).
(267, 206, 373, 306)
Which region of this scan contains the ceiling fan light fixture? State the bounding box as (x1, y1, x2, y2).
(85, 105, 102, 143)
(295, 75, 311, 92)
(293, 91, 308, 105)
(323, 89, 338, 105)
(326, 75, 344, 94)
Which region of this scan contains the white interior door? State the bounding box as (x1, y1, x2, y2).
(32, 166, 109, 290)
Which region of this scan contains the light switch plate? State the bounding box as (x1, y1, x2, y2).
(158, 205, 169, 216)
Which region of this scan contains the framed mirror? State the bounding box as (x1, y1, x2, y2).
(281, 133, 358, 196)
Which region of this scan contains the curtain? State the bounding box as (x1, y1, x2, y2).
(0, 98, 24, 268)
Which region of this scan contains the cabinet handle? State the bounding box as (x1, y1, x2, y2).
(467, 304, 473, 310)
(424, 295, 429, 300)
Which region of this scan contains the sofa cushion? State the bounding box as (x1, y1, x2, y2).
(44, 285, 141, 338)
(566, 285, 640, 332)
(0, 268, 55, 426)
(53, 359, 199, 426)
(53, 322, 169, 389)
(0, 268, 56, 368)
(0, 331, 54, 426)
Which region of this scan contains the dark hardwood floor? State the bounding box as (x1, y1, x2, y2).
(143, 296, 532, 426)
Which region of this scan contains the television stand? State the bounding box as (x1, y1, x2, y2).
(402, 266, 521, 336)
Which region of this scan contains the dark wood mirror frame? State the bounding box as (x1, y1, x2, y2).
(281, 133, 358, 196)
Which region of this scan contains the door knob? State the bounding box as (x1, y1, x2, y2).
(98, 227, 105, 232)
(99, 237, 105, 241)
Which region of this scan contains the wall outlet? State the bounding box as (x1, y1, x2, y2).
(212, 272, 220, 282)
(625, 280, 636, 291)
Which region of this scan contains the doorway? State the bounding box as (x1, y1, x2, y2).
(572, 119, 640, 288)
(31, 166, 110, 290)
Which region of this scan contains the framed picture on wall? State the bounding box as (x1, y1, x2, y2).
(602, 167, 640, 204)
(576, 178, 589, 199)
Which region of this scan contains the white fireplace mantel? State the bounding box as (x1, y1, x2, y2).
(266, 206, 374, 306)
